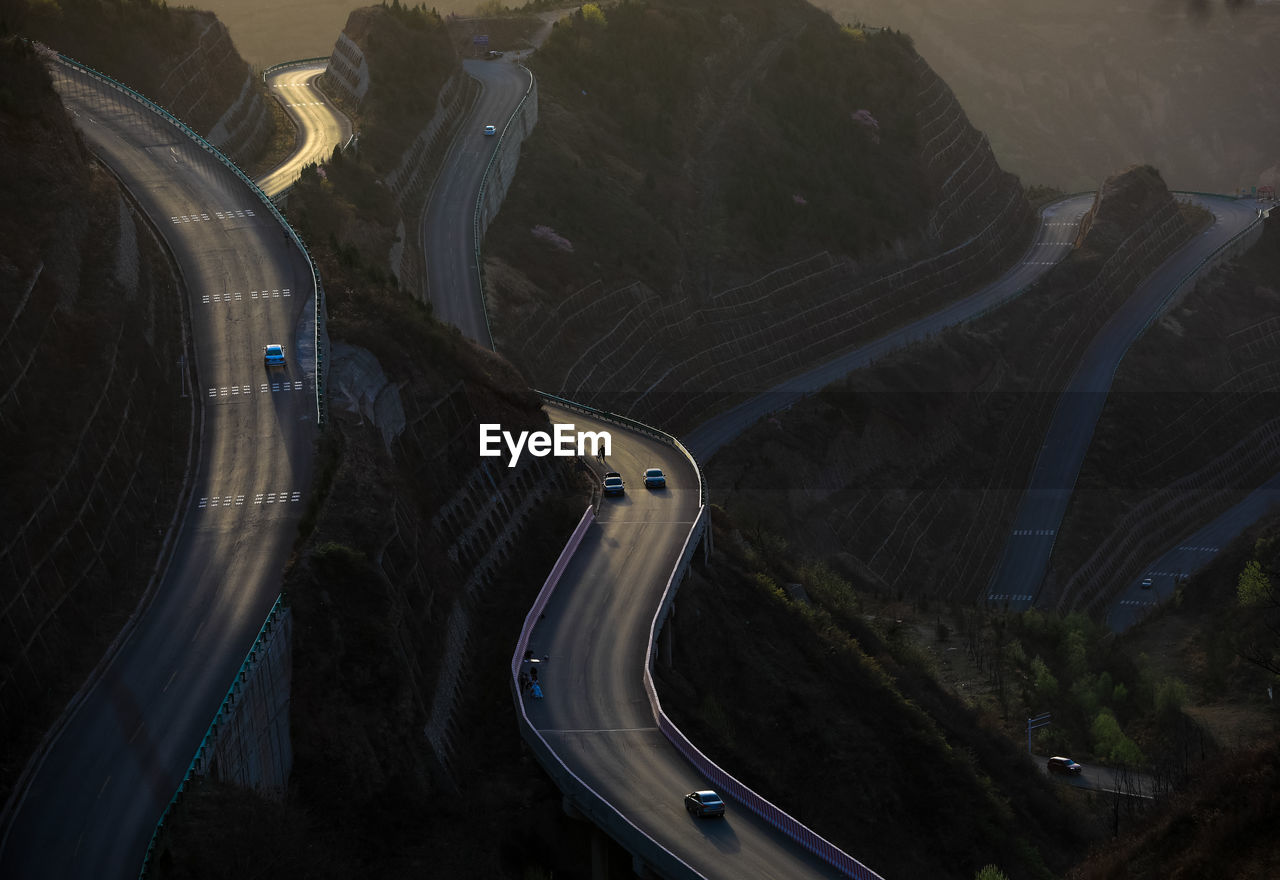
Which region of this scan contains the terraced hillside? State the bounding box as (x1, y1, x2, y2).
(0, 37, 191, 802)
(483, 0, 1033, 433)
(1055, 213, 1280, 615)
(708, 165, 1198, 604)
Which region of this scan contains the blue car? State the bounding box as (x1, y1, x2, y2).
(643, 467, 666, 489)
(263, 343, 285, 367)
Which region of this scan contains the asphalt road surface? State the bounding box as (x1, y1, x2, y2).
(421, 57, 531, 346)
(1106, 473, 1280, 632)
(257, 61, 353, 198)
(1034, 754, 1154, 799)
(524, 405, 849, 880)
(684, 195, 1095, 461)
(984, 196, 1263, 611)
(0, 68, 315, 879)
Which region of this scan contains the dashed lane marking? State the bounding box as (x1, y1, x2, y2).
(201, 288, 291, 305)
(1011, 528, 1056, 536)
(986, 593, 1034, 602)
(208, 380, 305, 398)
(170, 208, 255, 224)
(198, 490, 305, 511)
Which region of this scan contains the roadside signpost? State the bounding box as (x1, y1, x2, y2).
(1027, 712, 1051, 753)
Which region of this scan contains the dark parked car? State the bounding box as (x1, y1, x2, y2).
(1047, 756, 1083, 775)
(643, 467, 666, 489)
(684, 790, 725, 818)
(602, 471, 624, 496)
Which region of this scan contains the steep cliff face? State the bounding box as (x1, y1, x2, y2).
(708, 165, 1196, 603)
(0, 37, 191, 797)
(319, 5, 473, 294)
(6, 0, 275, 167)
(321, 4, 459, 173)
(483, 0, 1032, 434)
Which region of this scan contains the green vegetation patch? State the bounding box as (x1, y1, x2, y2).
(657, 510, 1089, 878)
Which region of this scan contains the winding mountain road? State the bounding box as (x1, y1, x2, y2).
(984, 196, 1263, 610)
(6, 29, 1271, 880)
(421, 58, 531, 346)
(0, 63, 331, 879)
(683, 196, 1095, 460)
(525, 406, 848, 880)
(258, 61, 352, 197)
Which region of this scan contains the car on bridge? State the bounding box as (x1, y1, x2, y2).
(643, 467, 666, 489)
(1140, 576, 1153, 589)
(483, 124, 497, 136)
(684, 790, 725, 818)
(602, 471, 624, 496)
(263, 343, 286, 367)
(1047, 756, 1083, 775)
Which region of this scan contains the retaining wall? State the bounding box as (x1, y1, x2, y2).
(151, 14, 273, 168)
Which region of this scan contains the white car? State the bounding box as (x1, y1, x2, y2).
(483, 124, 497, 136)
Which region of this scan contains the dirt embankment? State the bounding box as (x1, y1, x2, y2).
(0, 37, 191, 803)
(709, 165, 1196, 605)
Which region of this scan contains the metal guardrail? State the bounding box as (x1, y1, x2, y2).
(54, 53, 328, 427)
(260, 56, 330, 83)
(536, 390, 708, 510)
(137, 594, 289, 878)
(1134, 193, 1266, 340)
(471, 63, 535, 351)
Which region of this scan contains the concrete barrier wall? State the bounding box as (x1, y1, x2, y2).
(199, 607, 293, 794)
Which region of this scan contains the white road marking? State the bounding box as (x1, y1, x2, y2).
(163, 668, 178, 693)
(97, 776, 112, 799)
(540, 727, 659, 733)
